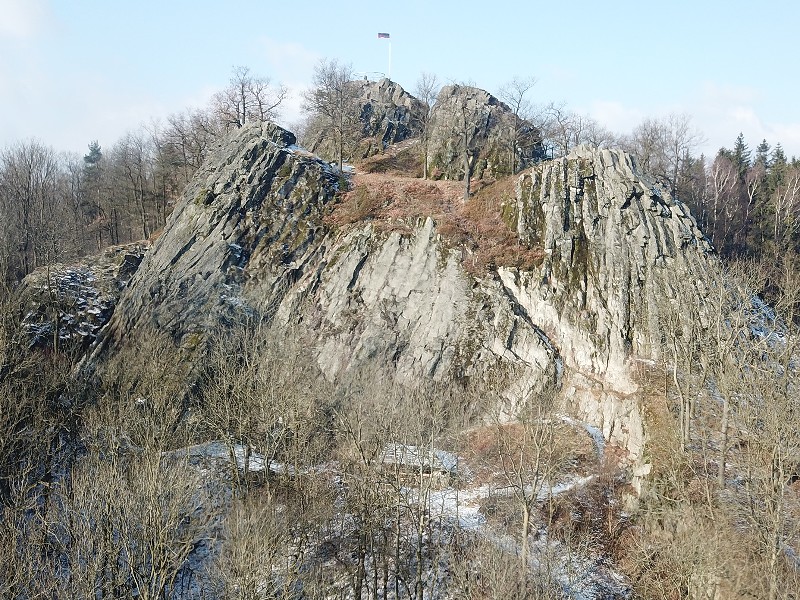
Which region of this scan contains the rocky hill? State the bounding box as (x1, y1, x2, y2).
(83, 116, 716, 480)
(9, 77, 800, 600)
(27, 69, 800, 597)
(44, 113, 722, 597)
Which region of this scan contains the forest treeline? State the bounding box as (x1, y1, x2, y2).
(1, 63, 798, 283)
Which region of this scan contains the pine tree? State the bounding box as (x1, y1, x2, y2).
(755, 139, 771, 169)
(732, 132, 751, 181)
(83, 140, 102, 168)
(769, 144, 788, 191)
(82, 141, 107, 248)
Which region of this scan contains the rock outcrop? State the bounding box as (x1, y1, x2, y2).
(86, 123, 717, 479)
(92, 122, 560, 403)
(427, 84, 543, 180)
(305, 78, 424, 162)
(499, 145, 715, 466)
(19, 242, 148, 352)
(352, 77, 424, 150)
(92, 122, 339, 356)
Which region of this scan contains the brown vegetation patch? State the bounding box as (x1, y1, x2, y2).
(544, 474, 634, 558)
(325, 171, 544, 275)
(457, 421, 597, 487)
(357, 139, 423, 177)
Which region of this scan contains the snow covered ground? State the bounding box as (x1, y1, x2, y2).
(173, 414, 632, 599)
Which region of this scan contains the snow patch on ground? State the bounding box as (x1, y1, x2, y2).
(557, 413, 606, 458)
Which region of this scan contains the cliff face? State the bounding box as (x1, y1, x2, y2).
(500, 146, 714, 462)
(93, 122, 560, 408)
(86, 121, 716, 473)
(505, 146, 712, 383)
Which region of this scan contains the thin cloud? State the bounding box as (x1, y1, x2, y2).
(0, 0, 49, 40)
(584, 82, 800, 159)
(700, 81, 762, 105)
(691, 81, 800, 156)
(770, 123, 800, 158)
(256, 37, 320, 81)
(586, 100, 646, 135)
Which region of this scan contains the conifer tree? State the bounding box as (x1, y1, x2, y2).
(732, 132, 751, 181)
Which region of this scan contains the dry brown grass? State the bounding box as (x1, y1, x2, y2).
(357, 139, 423, 177)
(325, 170, 544, 275)
(456, 422, 597, 487)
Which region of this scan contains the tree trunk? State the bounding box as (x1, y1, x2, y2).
(422, 139, 429, 180)
(463, 151, 471, 203)
(521, 502, 530, 576)
(718, 396, 729, 488)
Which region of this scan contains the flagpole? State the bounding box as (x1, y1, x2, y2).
(378, 33, 391, 79)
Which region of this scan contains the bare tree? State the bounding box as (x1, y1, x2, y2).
(499, 75, 537, 174)
(108, 130, 155, 241)
(535, 102, 577, 157)
(492, 400, 562, 575)
(413, 72, 440, 180)
(0, 141, 62, 277)
(209, 495, 291, 599)
(302, 58, 361, 171)
(620, 113, 704, 197)
(733, 257, 800, 599)
(213, 66, 287, 129)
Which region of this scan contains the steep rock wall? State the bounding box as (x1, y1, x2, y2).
(501, 146, 716, 464)
(353, 78, 424, 148)
(270, 217, 560, 403)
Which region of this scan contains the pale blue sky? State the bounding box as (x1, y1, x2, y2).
(2, 0, 799, 159)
